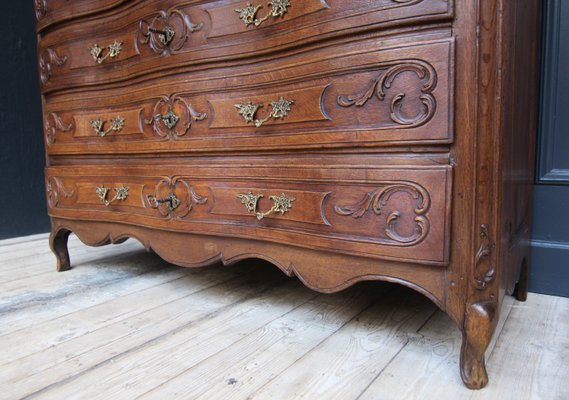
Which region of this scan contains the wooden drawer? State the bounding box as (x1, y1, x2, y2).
(45, 156, 452, 265)
(38, 0, 453, 91)
(35, 0, 130, 31)
(44, 36, 453, 154)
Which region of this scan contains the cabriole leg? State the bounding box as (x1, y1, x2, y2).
(460, 301, 497, 389)
(49, 228, 72, 272)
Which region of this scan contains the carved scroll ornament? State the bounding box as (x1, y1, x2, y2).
(337, 60, 437, 128)
(45, 113, 74, 145)
(46, 176, 74, 208)
(474, 224, 496, 290)
(35, 0, 47, 21)
(334, 182, 431, 246)
(39, 48, 67, 85)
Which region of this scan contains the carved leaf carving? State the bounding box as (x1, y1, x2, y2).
(35, 0, 47, 21)
(44, 113, 74, 145)
(39, 48, 67, 85)
(337, 60, 438, 128)
(334, 182, 431, 246)
(46, 176, 75, 208)
(474, 224, 496, 290)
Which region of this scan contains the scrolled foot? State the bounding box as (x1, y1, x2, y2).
(460, 301, 496, 389)
(49, 228, 72, 272)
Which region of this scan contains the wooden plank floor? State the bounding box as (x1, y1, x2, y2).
(0, 234, 567, 400)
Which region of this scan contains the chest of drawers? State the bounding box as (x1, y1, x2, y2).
(37, 0, 541, 389)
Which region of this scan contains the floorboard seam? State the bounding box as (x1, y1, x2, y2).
(19, 276, 289, 399)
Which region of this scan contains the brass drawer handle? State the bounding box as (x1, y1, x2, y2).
(237, 192, 295, 220)
(235, 97, 293, 128)
(147, 193, 181, 211)
(235, 1, 290, 27)
(90, 40, 123, 64)
(90, 116, 125, 137)
(96, 186, 129, 206)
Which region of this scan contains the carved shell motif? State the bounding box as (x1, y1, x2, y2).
(337, 60, 437, 128)
(334, 182, 431, 246)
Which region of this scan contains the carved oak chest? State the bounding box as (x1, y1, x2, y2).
(37, 0, 541, 389)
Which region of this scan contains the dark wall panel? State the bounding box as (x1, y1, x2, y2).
(531, 0, 569, 297)
(0, 1, 50, 239)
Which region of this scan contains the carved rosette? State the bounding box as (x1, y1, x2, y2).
(35, 0, 47, 21)
(474, 224, 496, 290)
(138, 8, 202, 56)
(39, 48, 67, 85)
(44, 112, 74, 145)
(337, 60, 437, 128)
(46, 176, 75, 208)
(334, 182, 431, 245)
(144, 95, 207, 139)
(145, 177, 208, 219)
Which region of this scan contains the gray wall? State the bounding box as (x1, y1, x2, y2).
(531, 0, 569, 297)
(0, 1, 50, 239)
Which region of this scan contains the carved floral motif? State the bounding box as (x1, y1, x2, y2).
(334, 182, 431, 245)
(144, 95, 207, 139)
(145, 177, 208, 219)
(44, 112, 74, 145)
(46, 176, 74, 208)
(337, 60, 437, 128)
(39, 48, 67, 85)
(138, 8, 202, 55)
(474, 224, 496, 290)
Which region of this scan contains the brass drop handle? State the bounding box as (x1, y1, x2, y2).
(90, 40, 123, 64)
(235, 97, 293, 128)
(237, 192, 295, 220)
(235, 1, 290, 27)
(96, 186, 129, 206)
(147, 193, 181, 211)
(90, 116, 125, 137)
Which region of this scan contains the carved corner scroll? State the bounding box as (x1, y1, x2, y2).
(138, 8, 203, 56)
(35, 0, 47, 21)
(145, 177, 208, 219)
(39, 48, 67, 85)
(144, 95, 207, 139)
(45, 113, 74, 145)
(474, 224, 496, 290)
(337, 60, 437, 128)
(46, 176, 75, 208)
(334, 182, 431, 246)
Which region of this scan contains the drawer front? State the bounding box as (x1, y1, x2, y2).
(44, 37, 453, 154)
(38, 0, 452, 91)
(45, 157, 452, 265)
(35, 0, 130, 31)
